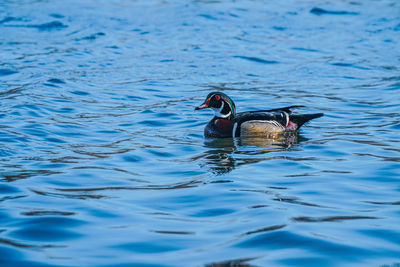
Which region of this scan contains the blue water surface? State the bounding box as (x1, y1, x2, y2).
(1, 0, 400, 266)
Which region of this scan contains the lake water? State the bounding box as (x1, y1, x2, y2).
(1, 0, 399, 266)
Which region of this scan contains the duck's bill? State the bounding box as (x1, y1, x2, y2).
(195, 102, 209, 111)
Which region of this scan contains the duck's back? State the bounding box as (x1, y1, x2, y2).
(234, 111, 323, 137)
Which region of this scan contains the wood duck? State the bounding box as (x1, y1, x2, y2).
(195, 92, 323, 138)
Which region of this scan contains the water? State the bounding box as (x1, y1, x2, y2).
(1, 0, 399, 266)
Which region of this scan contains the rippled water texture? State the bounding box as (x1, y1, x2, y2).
(1, 0, 400, 266)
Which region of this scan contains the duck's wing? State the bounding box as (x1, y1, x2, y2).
(235, 111, 286, 123)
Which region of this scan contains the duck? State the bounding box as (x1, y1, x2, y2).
(195, 92, 323, 138)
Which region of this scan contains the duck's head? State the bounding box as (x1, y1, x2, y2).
(195, 92, 236, 119)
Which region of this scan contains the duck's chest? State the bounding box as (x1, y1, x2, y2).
(204, 118, 234, 138)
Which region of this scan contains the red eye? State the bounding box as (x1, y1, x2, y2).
(215, 95, 221, 100)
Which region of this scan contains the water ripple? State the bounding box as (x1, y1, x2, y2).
(292, 216, 378, 223)
(234, 56, 279, 65)
(310, 7, 360, 16)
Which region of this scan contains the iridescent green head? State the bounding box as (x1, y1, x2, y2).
(195, 92, 236, 119)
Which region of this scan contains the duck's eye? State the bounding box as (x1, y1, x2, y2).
(215, 95, 221, 100)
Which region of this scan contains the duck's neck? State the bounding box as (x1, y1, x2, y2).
(213, 101, 234, 120)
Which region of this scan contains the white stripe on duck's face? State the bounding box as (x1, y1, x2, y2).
(240, 120, 285, 137)
(212, 101, 231, 118)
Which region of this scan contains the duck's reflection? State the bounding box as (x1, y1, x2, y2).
(199, 133, 306, 175)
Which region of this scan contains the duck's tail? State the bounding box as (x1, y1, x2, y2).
(291, 113, 324, 129)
